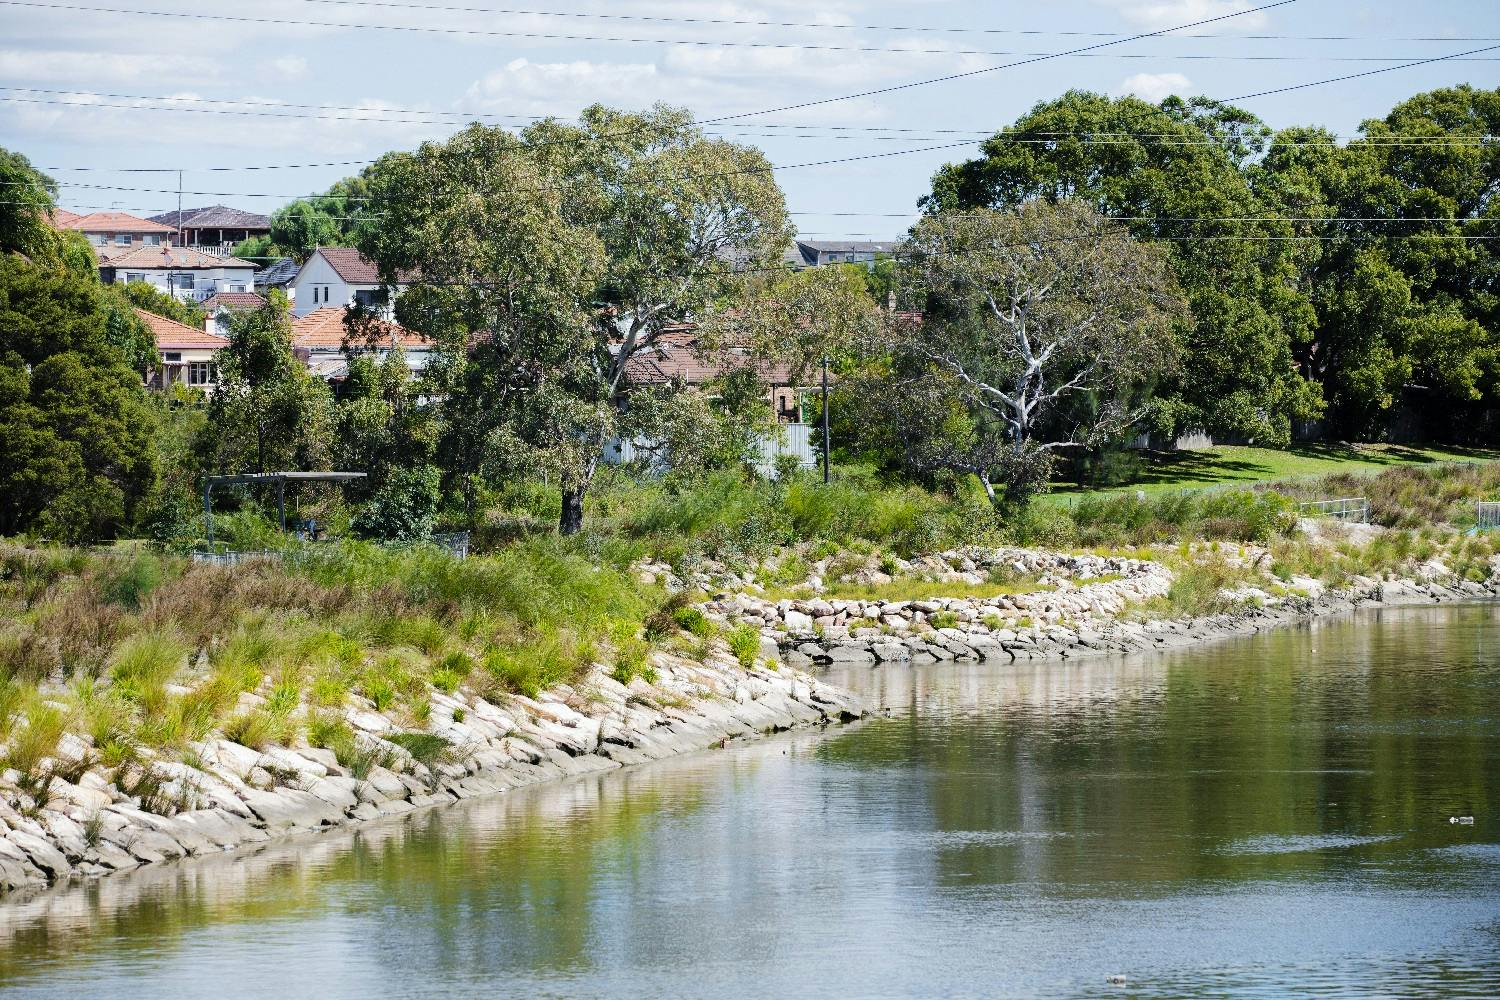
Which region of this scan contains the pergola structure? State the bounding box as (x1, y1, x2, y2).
(203, 471, 366, 545)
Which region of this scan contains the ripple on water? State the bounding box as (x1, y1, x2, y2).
(1427, 843, 1500, 864)
(1218, 833, 1400, 855)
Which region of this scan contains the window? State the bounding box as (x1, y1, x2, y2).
(144, 234, 163, 246)
(188, 362, 217, 386)
(353, 288, 388, 308)
(89, 233, 107, 246)
(161, 352, 182, 363)
(114, 234, 132, 245)
(125, 272, 145, 284)
(174, 273, 195, 289)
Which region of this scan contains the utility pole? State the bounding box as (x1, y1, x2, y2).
(820, 355, 831, 485)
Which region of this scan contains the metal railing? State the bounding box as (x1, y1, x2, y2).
(191, 530, 471, 565)
(1297, 497, 1371, 523)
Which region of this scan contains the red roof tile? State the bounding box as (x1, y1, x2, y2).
(623, 327, 795, 388)
(313, 247, 416, 285)
(200, 291, 266, 311)
(105, 245, 258, 270)
(291, 307, 434, 350)
(134, 309, 228, 350)
(59, 211, 176, 234)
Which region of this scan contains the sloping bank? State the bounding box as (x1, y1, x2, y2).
(0, 651, 864, 898)
(700, 546, 1500, 666)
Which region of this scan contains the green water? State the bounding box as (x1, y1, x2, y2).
(1, 604, 1497, 998)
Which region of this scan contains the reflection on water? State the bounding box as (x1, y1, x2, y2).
(2, 604, 1498, 998)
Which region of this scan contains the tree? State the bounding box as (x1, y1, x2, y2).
(884, 200, 1187, 505)
(359, 104, 791, 533)
(925, 91, 1322, 445)
(0, 147, 57, 259)
(199, 293, 333, 475)
(0, 257, 157, 539)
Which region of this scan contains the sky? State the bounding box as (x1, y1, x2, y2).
(3, 0, 1499, 239)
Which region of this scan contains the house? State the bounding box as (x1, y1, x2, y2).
(55, 211, 178, 261)
(608, 325, 818, 473)
(787, 239, 897, 269)
(99, 245, 259, 302)
(199, 291, 266, 336)
(288, 247, 411, 317)
(134, 309, 226, 392)
(148, 205, 271, 250)
(291, 306, 436, 382)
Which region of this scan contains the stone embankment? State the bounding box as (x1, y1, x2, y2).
(0, 652, 863, 897)
(702, 546, 1500, 667)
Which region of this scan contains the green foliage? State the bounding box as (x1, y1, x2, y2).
(928, 610, 960, 630)
(352, 464, 442, 541)
(726, 624, 760, 668)
(671, 606, 715, 639)
(0, 256, 159, 540)
(198, 292, 334, 477)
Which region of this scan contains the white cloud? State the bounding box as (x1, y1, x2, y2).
(1095, 0, 1270, 32)
(271, 56, 309, 81)
(1115, 71, 1194, 102)
(0, 49, 219, 85)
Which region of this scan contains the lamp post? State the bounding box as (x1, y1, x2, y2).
(820, 355, 830, 485)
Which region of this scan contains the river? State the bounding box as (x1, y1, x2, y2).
(1, 604, 1497, 998)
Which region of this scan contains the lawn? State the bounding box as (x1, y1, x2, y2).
(1048, 442, 1500, 504)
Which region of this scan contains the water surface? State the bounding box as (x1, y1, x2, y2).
(2, 604, 1498, 998)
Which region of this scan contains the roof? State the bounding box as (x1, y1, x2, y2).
(49, 208, 81, 227)
(200, 291, 266, 312)
(796, 240, 898, 254)
(291, 307, 434, 351)
(623, 327, 795, 388)
(148, 205, 271, 230)
(104, 245, 259, 271)
(255, 257, 299, 287)
(58, 211, 176, 235)
(309, 247, 416, 285)
(134, 308, 229, 350)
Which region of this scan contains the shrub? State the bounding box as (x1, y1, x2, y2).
(2, 696, 68, 807)
(611, 635, 651, 686)
(431, 650, 474, 694)
(98, 551, 166, 609)
(726, 624, 761, 669)
(928, 610, 959, 629)
(671, 606, 715, 639)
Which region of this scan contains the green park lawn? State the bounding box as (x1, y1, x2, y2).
(1048, 442, 1500, 504)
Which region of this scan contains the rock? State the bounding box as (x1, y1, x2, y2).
(240, 788, 346, 831)
(783, 609, 814, 632)
(6, 830, 70, 879)
(826, 644, 876, 665)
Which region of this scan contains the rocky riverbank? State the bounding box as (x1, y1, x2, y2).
(698, 544, 1500, 667)
(0, 648, 864, 898)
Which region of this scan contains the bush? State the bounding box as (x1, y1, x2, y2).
(671, 606, 715, 639)
(726, 624, 761, 669)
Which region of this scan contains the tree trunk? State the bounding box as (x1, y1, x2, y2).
(559, 487, 585, 535)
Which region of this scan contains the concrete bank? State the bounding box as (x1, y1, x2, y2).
(0, 651, 865, 898)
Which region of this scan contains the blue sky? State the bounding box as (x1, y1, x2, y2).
(3, 0, 1498, 238)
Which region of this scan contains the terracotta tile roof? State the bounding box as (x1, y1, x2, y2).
(59, 211, 176, 235)
(148, 205, 271, 230)
(313, 247, 416, 284)
(291, 307, 434, 351)
(200, 291, 266, 312)
(623, 327, 795, 388)
(105, 245, 259, 270)
(134, 309, 228, 350)
(49, 208, 81, 227)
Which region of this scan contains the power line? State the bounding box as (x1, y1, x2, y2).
(2, 0, 1464, 62)
(290, 0, 1500, 45)
(2, 0, 1390, 59)
(1228, 40, 1500, 101)
(702, 1, 1296, 123)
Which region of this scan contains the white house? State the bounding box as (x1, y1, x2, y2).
(291, 306, 436, 381)
(135, 309, 227, 393)
(101, 245, 259, 302)
(288, 247, 411, 317)
(199, 291, 267, 336)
